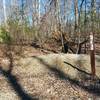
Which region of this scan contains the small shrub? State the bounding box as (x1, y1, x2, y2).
(0, 28, 12, 44)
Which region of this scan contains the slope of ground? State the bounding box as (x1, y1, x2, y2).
(0, 53, 100, 100)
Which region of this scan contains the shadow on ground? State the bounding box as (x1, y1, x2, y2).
(33, 56, 100, 96)
(0, 67, 38, 100)
(0, 51, 38, 100)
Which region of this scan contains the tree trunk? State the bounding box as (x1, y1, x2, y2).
(74, 0, 78, 32)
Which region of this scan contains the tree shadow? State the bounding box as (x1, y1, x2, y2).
(0, 48, 38, 100)
(6, 51, 14, 73)
(0, 67, 38, 100)
(33, 56, 100, 96)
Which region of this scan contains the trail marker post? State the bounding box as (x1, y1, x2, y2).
(90, 32, 96, 78)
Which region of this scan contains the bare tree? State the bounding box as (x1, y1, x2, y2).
(74, 0, 78, 32)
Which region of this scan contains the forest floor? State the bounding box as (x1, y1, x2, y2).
(0, 45, 100, 100)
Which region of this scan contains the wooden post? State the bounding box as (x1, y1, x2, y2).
(90, 32, 96, 78)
